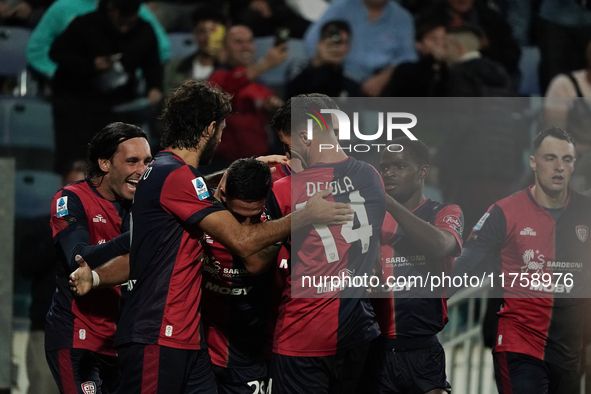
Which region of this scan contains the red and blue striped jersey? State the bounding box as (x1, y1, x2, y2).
(115, 151, 225, 350)
(48, 180, 130, 356)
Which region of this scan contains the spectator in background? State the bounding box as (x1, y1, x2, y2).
(0, 0, 53, 27)
(208, 25, 286, 169)
(443, 25, 515, 97)
(49, 0, 163, 174)
(18, 161, 85, 394)
(230, 0, 310, 38)
(535, 0, 591, 92)
(545, 40, 591, 151)
(304, 0, 417, 97)
(436, 26, 524, 231)
(420, 0, 520, 77)
(164, 7, 226, 95)
(145, 0, 224, 33)
(26, 0, 169, 83)
(382, 18, 447, 97)
(285, 20, 360, 98)
(543, 39, 591, 193)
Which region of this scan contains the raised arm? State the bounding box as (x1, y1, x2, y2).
(386, 195, 462, 259)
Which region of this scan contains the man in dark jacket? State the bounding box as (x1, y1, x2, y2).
(383, 18, 448, 97)
(437, 26, 525, 231)
(420, 0, 520, 76)
(49, 0, 163, 173)
(285, 20, 360, 98)
(444, 25, 515, 97)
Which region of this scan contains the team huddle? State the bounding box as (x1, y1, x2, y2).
(46, 80, 591, 394)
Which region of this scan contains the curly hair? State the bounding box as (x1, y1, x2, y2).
(160, 80, 232, 150)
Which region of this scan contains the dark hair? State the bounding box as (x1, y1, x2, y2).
(533, 127, 576, 152)
(390, 137, 431, 166)
(446, 24, 485, 39)
(101, 0, 141, 16)
(225, 158, 272, 202)
(160, 80, 232, 150)
(414, 18, 445, 42)
(320, 20, 351, 40)
(191, 6, 226, 27)
(86, 122, 148, 180)
(271, 93, 337, 137)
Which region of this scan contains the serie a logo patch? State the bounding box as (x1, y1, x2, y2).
(191, 177, 210, 200)
(56, 197, 68, 218)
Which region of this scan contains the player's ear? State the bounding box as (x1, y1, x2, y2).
(204, 121, 216, 138)
(99, 158, 110, 174)
(299, 129, 311, 147)
(529, 155, 536, 172)
(419, 164, 429, 180)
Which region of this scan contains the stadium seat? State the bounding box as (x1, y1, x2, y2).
(518, 46, 541, 97)
(0, 97, 54, 150)
(254, 37, 308, 88)
(0, 97, 55, 170)
(14, 170, 61, 219)
(0, 27, 31, 77)
(168, 32, 198, 59)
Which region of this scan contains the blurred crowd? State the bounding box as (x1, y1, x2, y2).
(0, 0, 590, 174)
(3, 1, 591, 393)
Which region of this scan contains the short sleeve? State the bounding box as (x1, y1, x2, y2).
(160, 166, 225, 227)
(434, 204, 464, 254)
(50, 188, 87, 241)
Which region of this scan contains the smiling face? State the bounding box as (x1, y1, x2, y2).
(379, 148, 427, 204)
(225, 26, 256, 67)
(530, 136, 576, 198)
(98, 137, 152, 201)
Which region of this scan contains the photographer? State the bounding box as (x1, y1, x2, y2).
(285, 20, 360, 98)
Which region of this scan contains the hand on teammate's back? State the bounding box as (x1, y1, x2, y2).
(299, 187, 354, 227)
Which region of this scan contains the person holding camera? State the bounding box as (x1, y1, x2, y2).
(285, 20, 360, 99)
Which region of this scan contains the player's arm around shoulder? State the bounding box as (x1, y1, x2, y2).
(200, 187, 354, 260)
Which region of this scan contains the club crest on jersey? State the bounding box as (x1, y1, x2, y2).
(56, 197, 68, 218)
(81, 381, 96, 394)
(576, 225, 588, 242)
(192, 177, 210, 200)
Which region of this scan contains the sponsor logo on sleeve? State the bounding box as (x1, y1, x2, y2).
(192, 177, 210, 200)
(443, 214, 462, 237)
(576, 225, 588, 242)
(57, 197, 68, 218)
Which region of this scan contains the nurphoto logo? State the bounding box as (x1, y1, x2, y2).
(304, 108, 417, 152)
